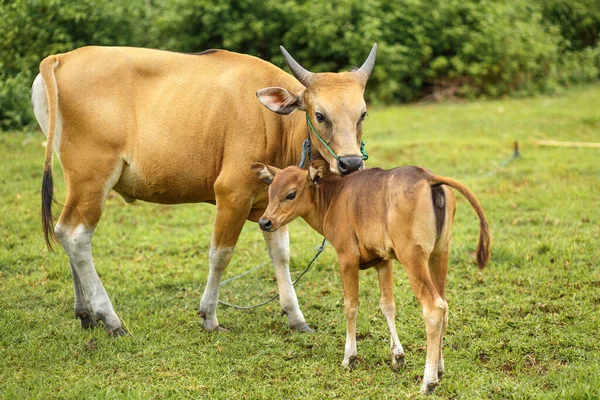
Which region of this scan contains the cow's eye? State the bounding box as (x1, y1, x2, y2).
(361, 111, 368, 121)
(285, 191, 297, 201)
(315, 112, 325, 123)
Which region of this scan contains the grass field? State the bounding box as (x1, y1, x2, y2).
(1, 85, 599, 399)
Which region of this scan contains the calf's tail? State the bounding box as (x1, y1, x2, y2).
(430, 176, 491, 269)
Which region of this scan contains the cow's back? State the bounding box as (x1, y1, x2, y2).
(43, 46, 303, 204)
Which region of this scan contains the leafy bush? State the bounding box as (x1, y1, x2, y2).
(0, 0, 148, 129)
(1, 0, 599, 130)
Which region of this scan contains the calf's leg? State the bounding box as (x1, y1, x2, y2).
(428, 250, 450, 378)
(397, 248, 447, 395)
(262, 226, 313, 332)
(375, 260, 405, 369)
(338, 256, 360, 368)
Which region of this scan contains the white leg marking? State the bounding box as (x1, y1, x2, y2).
(262, 226, 309, 330)
(380, 302, 405, 367)
(342, 304, 358, 368)
(56, 223, 122, 333)
(376, 264, 405, 368)
(420, 297, 447, 394)
(70, 263, 89, 314)
(199, 244, 234, 330)
(438, 306, 448, 377)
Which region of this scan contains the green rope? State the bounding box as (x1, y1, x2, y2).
(306, 114, 369, 162)
(360, 140, 369, 161)
(218, 237, 327, 310)
(306, 114, 339, 161)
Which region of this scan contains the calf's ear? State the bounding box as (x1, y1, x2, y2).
(308, 160, 327, 185)
(256, 87, 303, 115)
(252, 163, 280, 185)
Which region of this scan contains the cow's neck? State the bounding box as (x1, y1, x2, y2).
(280, 112, 310, 167)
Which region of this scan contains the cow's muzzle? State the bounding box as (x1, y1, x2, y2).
(338, 156, 363, 175)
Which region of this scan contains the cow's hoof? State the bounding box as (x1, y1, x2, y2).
(291, 322, 315, 333)
(420, 380, 439, 395)
(211, 325, 228, 333)
(199, 311, 225, 332)
(392, 353, 406, 370)
(76, 313, 99, 329)
(107, 326, 128, 337)
(204, 322, 228, 332)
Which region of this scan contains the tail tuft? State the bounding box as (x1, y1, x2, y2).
(41, 168, 58, 251)
(476, 221, 492, 269)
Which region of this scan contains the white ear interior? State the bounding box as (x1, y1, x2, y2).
(309, 164, 319, 182)
(258, 168, 275, 184)
(252, 163, 275, 185)
(256, 87, 300, 115)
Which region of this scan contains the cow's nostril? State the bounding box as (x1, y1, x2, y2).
(259, 218, 273, 231)
(338, 156, 363, 175)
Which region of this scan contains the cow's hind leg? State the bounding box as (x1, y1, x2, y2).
(375, 260, 405, 369)
(56, 162, 125, 335)
(262, 225, 313, 333)
(70, 263, 98, 329)
(55, 160, 126, 336)
(199, 190, 252, 331)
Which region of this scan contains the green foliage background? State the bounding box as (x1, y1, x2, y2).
(1, 0, 599, 130)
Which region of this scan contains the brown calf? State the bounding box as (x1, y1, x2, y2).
(32, 45, 377, 335)
(252, 160, 491, 395)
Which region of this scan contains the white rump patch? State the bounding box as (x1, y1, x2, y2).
(32, 73, 63, 160)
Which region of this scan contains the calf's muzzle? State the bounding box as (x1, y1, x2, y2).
(259, 218, 273, 232)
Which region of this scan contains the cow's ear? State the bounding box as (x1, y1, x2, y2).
(256, 87, 303, 115)
(252, 163, 280, 185)
(308, 160, 327, 185)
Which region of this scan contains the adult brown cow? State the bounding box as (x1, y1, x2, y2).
(32, 44, 377, 335)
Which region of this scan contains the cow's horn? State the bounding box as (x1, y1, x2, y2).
(356, 43, 378, 80)
(280, 45, 313, 87)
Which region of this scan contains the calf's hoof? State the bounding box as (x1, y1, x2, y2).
(342, 355, 358, 369)
(392, 353, 406, 371)
(291, 322, 315, 333)
(420, 380, 439, 395)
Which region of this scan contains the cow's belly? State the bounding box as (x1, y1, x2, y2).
(113, 157, 217, 204)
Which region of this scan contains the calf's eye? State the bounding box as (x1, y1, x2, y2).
(315, 112, 325, 123)
(361, 111, 368, 121)
(286, 191, 297, 200)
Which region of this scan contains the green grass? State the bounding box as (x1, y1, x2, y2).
(2, 85, 600, 399)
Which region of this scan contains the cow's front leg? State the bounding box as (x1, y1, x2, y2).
(338, 256, 360, 368)
(199, 190, 252, 331)
(262, 226, 313, 333)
